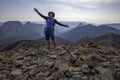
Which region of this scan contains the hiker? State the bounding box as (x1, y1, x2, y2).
(34, 8, 69, 48)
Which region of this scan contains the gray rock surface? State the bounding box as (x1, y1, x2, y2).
(0, 43, 120, 80)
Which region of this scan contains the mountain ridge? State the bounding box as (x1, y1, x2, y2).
(0, 36, 71, 52)
(0, 21, 120, 45)
(60, 24, 120, 42)
(0, 21, 44, 44)
(78, 33, 120, 49)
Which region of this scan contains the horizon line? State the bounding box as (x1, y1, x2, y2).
(0, 20, 120, 25)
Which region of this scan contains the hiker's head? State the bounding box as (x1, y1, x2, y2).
(48, 11, 55, 18)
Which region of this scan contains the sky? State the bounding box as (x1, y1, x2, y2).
(0, 0, 120, 24)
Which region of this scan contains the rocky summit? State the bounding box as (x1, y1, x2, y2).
(0, 43, 120, 80)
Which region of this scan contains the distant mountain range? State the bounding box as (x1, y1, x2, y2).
(0, 22, 3, 27)
(0, 21, 120, 45)
(1, 33, 120, 52)
(88, 25, 120, 38)
(60, 24, 120, 42)
(0, 21, 82, 44)
(106, 23, 120, 30)
(59, 24, 96, 42)
(0, 21, 44, 45)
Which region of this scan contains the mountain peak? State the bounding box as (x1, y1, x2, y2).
(25, 21, 32, 25)
(5, 21, 22, 25)
(77, 22, 89, 27)
(2, 21, 23, 27)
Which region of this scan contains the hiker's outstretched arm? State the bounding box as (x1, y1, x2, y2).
(34, 8, 47, 20)
(55, 20, 69, 27)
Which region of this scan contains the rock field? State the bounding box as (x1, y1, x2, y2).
(0, 43, 120, 80)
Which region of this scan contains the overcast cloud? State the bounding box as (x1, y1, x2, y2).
(0, 0, 120, 24)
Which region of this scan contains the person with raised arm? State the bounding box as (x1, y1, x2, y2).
(34, 8, 69, 48)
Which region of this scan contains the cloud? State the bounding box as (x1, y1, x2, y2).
(17, 0, 120, 9)
(0, 0, 120, 23)
(50, 0, 120, 8)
